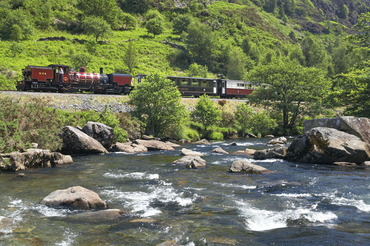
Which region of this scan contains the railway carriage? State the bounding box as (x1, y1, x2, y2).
(167, 76, 218, 96)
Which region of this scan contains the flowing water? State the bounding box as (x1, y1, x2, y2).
(0, 139, 369, 245)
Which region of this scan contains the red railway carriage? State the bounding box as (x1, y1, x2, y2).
(220, 80, 255, 98)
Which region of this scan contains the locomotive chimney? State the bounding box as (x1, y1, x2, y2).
(100, 68, 103, 74)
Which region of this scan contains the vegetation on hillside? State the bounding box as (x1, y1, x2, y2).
(0, 0, 369, 145)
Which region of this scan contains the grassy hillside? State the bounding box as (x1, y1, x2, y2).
(0, 0, 369, 89)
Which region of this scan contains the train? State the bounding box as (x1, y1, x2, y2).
(16, 64, 261, 98)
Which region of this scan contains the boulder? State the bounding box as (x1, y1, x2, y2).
(173, 156, 206, 166)
(363, 161, 370, 166)
(303, 116, 370, 144)
(109, 142, 147, 153)
(82, 121, 115, 149)
(254, 147, 287, 160)
(229, 159, 272, 174)
(61, 126, 108, 154)
(0, 149, 73, 172)
(285, 127, 370, 164)
(41, 186, 107, 210)
(229, 142, 238, 146)
(135, 139, 175, 151)
(165, 141, 181, 148)
(194, 139, 211, 145)
(268, 137, 287, 145)
(68, 209, 126, 223)
(185, 158, 207, 169)
(233, 148, 256, 156)
(212, 147, 229, 155)
(181, 148, 204, 156)
(257, 180, 301, 191)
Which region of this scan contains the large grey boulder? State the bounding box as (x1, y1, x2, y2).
(82, 121, 115, 149)
(254, 147, 287, 160)
(303, 116, 370, 144)
(185, 159, 207, 169)
(135, 139, 175, 151)
(229, 159, 272, 174)
(41, 186, 107, 210)
(285, 127, 370, 164)
(109, 142, 148, 153)
(181, 148, 204, 156)
(0, 149, 73, 172)
(61, 126, 108, 154)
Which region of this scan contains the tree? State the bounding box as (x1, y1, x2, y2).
(227, 48, 246, 80)
(118, 12, 137, 30)
(123, 41, 137, 74)
(145, 18, 164, 37)
(185, 21, 215, 66)
(191, 95, 221, 131)
(82, 16, 112, 42)
(70, 53, 92, 70)
(301, 36, 327, 68)
(235, 103, 254, 136)
(0, 9, 34, 41)
(173, 14, 192, 35)
(129, 73, 186, 137)
(77, 0, 120, 28)
(248, 59, 330, 133)
(186, 63, 208, 78)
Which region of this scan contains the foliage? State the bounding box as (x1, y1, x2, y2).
(129, 72, 187, 138)
(0, 9, 34, 41)
(145, 18, 164, 37)
(191, 95, 221, 131)
(235, 103, 254, 136)
(70, 53, 92, 70)
(227, 47, 246, 80)
(118, 12, 137, 30)
(250, 111, 277, 137)
(186, 63, 208, 78)
(123, 41, 138, 74)
(81, 16, 113, 42)
(248, 59, 330, 133)
(173, 14, 193, 35)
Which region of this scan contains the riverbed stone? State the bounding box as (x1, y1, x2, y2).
(194, 139, 211, 145)
(181, 148, 204, 156)
(212, 147, 229, 154)
(82, 121, 115, 149)
(61, 126, 108, 154)
(254, 147, 287, 160)
(174, 156, 206, 166)
(229, 159, 272, 174)
(68, 209, 126, 223)
(268, 137, 287, 145)
(303, 116, 370, 144)
(285, 127, 370, 164)
(40, 186, 107, 210)
(135, 139, 175, 151)
(0, 216, 13, 231)
(186, 158, 207, 169)
(109, 142, 148, 153)
(0, 149, 73, 172)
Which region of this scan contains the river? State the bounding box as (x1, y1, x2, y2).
(1, 138, 369, 245)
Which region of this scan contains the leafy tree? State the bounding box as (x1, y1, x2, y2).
(129, 73, 186, 137)
(0, 9, 33, 40)
(191, 95, 221, 131)
(123, 0, 149, 14)
(144, 9, 164, 21)
(70, 53, 92, 70)
(24, 0, 51, 29)
(145, 18, 164, 37)
(186, 63, 208, 78)
(185, 21, 215, 66)
(248, 59, 330, 133)
(77, 0, 120, 28)
(123, 41, 138, 74)
(301, 36, 327, 68)
(235, 103, 254, 136)
(82, 16, 112, 42)
(250, 111, 277, 137)
(118, 12, 137, 30)
(173, 14, 192, 35)
(227, 48, 246, 80)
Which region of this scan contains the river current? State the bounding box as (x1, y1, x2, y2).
(0, 138, 369, 245)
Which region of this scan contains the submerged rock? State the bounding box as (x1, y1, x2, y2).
(82, 121, 115, 149)
(41, 186, 107, 210)
(0, 216, 13, 231)
(254, 147, 287, 160)
(285, 127, 370, 164)
(61, 126, 108, 154)
(68, 209, 126, 223)
(212, 147, 229, 155)
(135, 139, 175, 151)
(181, 148, 204, 156)
(110, 142, 148, 153)
(229, 159, 272, 174)
(0, 149, 73, 172)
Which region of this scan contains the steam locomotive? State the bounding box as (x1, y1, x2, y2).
(16, 64, 259, 98)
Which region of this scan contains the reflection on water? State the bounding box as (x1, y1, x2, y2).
(1, 139, 369, 245)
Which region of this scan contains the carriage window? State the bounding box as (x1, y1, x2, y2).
(191, 80, 199, 87)
(180, 80, 188, 86)
(201, 81, 208, 87)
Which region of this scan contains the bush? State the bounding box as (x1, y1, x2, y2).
(250, 111, 277, 137)
(209, 131, 223, 140)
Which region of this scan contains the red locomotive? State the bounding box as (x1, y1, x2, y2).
(16, 64, 132, 94)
